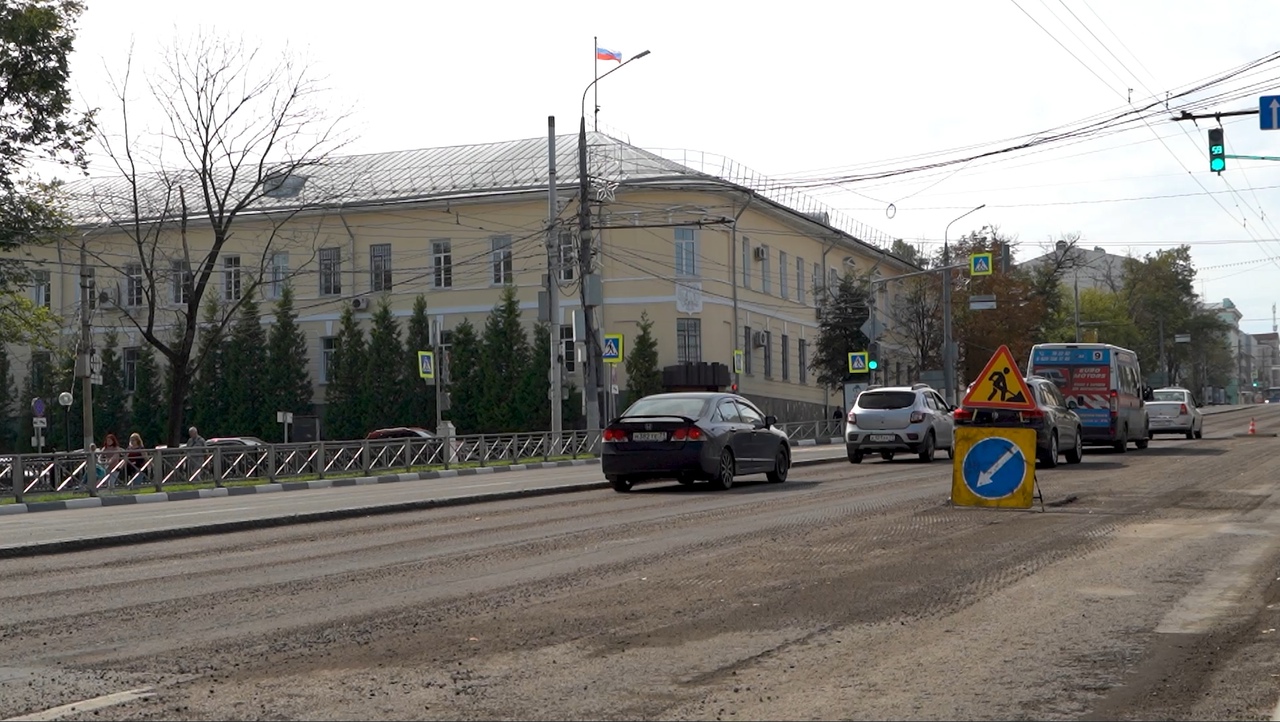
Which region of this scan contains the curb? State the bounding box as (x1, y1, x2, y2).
(0, 454, 849, 558)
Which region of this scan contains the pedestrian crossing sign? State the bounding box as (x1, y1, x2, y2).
(733, 349, 744, 374)
(960, 345, 1036, 411)
(603, 333, 624, 364)
(848, 351, 869, 374)
(417, 350, 435, 381)
(970, 252, 993, 276)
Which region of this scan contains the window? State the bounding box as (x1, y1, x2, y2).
(29, 351, 50, 390)
(761, 245, 771, 295)
(799, 339, 808, 384)
(491, 235, 513, 285)
(796, 256, 806, 304)
(320, 337, 337, 383)
(782, 334, 790, 381)
(319, 247, 342, 296)
(123, 347, 139, 392)
(812, 262, 821, 298)
(735, 401, 764, 427)
(559, 324, 576, 372)
(763, 330, 773, 378)
(558, 231, 576, 282)
(675, 227, 697, 276)
(714, 399, 741, 423)
(743, 325, 753, 375)
(370, 243, 392, 292)
(78, 267, 96, 310)
(170, 260, 192, 305)
(223, 255, 242, 301)
(828, 267, 839, 292)
(268, 252, 289, 299)
(741, 238, 751, 289)
(676, 318, 701, 364)
(125, 263, 144, 307)
(431, 240, 452, 289)
(779, 251, 789, 300)
(30, 270, 50, 309)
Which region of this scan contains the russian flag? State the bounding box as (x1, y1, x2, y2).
(596, 47, 622, 62)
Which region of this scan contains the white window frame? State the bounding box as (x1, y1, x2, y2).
(779, 251, 789, 301)
(559, 323, 576, 372)
(761, 245, 771, 295)
(796, 256, 806, 305)
(223, 255, 242, 301)
(125, 263, 144, 308)
(431, 240, 453, 289)
(370, 243, 392, 292)
(268, 252, 289, 299)
(319, 247, 342, 296)
(491, 235, 513, 285)
(77, 267, 96, 310)
(170, 260, 192, 306)
(123, 347, 139, 392)
(30, 270, 51, 309)
(674, 227, 697, 277)
(320, 337, 337, 383)
(558, 231, 576, 282)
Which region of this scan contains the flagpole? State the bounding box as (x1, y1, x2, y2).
(593, 35, 599, 131)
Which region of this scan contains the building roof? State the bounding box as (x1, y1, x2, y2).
(63, 131, 903, 256)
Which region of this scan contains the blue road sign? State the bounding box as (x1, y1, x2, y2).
(602, 333, 624, 363)
(847, 351, 868, 373)
(970, 253, 992, 276)
(31, 398, 45, 417)
(1262, 95, 1280, 131)
(961, 436, 1029, 500)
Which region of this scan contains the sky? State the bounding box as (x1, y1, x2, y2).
(53, 0, 1280, 334)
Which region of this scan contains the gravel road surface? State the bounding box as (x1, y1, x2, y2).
(3, 407, 1279, 721)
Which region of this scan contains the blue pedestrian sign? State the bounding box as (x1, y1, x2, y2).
(961, 436, 1028, 499)
(1262, 95, 1280, 131)
(603, 333, 624, 364)
(970, 252, 993, 276)
(847, 351, 869, 374)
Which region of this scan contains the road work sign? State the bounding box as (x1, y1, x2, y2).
(951, 426, 1036, 509)
(961, 344, 1036, 411)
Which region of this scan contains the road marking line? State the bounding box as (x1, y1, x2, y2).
(5, 687, 155, 721)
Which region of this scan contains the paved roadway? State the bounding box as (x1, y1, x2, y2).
(2, 404, 1278, 721)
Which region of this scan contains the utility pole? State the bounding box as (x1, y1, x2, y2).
(545, 117, 564, 439)
(78, 241, 96, 496)
(578, 115, 602, 431)
(942, 204, 985, 405)
(1158, 317, 1167, 387)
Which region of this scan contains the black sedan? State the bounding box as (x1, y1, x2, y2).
(601, 392, 791, 492)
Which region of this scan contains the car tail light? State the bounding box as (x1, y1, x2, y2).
(846, 410, 857, 424)
(1019, 408, 1045, 423)
(603, 427, 627, 442)
(953, 407, 973, 421)
(1109, 389, 1119, 415)
(1179, 403, 1188, 415)
(672, 426, 704, 441)
(909, 411, 926, 423)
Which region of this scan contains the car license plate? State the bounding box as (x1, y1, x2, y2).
(631, 431, 667, 442)
(869, 434, 895, 443)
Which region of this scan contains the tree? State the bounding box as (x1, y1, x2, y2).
(887, 276, 942, 374)
(265, 284, 312, 439)
(189, 297, 227, 436)
(0, 1, 92, 346)
(84, 31, 348, 445)
(811, 273, 871, 389)
(222, 294, 270, 438)
(476, 286, 532, 433)
(948, 229, 1045, 382)
(624, 311, 663, 401)
(522, 323, 555, 432)
(445, 319, 483, 435)
(889, 239, 928, 268)
(324, 306, 368, 441)
(401, 295, 435, 429)
(1122, 246, 1200, 383)
(95, 328, 128, 442)
(0, 345, 15, 451)
(129, 345, 165, 446)
(365, 298, 405, 431)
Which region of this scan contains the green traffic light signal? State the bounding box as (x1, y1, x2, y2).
(1208, 128, 1226, 173)
(868, 359, 879, 371)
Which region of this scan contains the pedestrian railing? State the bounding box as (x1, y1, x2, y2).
(0, 417, 846, 503)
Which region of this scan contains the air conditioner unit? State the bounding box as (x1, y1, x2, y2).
(350, 297, 370, 311)
(752, 246, 768, 261)
(752, 330, 768, 348)
(97, 289, 116, 305)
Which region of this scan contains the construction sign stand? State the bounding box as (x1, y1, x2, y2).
(950, 345, 1043, 512)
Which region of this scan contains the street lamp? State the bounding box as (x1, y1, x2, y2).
(57, 391, 72, 453)
(577, 49, 650, 432)
(1055, 240, 1082, 343)
(941, 204, 986, 405)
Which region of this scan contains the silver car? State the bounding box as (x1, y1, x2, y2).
(845, 384, 955, 463)
(1146, 387, 1204, 439)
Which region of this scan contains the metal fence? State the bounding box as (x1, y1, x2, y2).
(0, 418, 847, 503)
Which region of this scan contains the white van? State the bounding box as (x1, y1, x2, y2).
(1027, 343, 1151, 452)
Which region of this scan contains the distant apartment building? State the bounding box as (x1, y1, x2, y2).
(1203, 298, 1250, 402)
(1017, 245, 1129, 292)
(1252, 332, 1279, 390)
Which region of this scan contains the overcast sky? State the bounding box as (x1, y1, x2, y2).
(59, 0, 1280, 334)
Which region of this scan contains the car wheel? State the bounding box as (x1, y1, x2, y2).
(1113, 425, 1128, 453)
(880, 451, 895, 462)
(766, 446, 790, 483)
(1135, 426, 1149, 449)
(917, 432, 936, 463)
(1185, 428, 1195, 440)
(849, 450, 864, 464)
(1041, 431, 1060, 468)
(1065, 427, 1084, 464)
(676, 473, 696, 485)
(609, 476, 633, 493)
(1194, 425, 1204, 439)
(710, 449, 735, 491)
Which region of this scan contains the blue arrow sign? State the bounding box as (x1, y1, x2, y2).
(1262, 95, 1280, 131)
(961, 436, 1028, 500)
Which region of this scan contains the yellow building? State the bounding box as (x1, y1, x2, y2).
(26, 132, 919, 427)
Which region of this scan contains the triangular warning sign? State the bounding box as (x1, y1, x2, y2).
(960, 345, 1037, 411)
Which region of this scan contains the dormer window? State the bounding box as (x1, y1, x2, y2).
(262, 171, 307, 198)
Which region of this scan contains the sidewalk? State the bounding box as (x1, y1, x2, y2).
(0, 445, 849, 558)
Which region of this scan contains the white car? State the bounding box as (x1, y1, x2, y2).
(1146, 387, 1203, 439)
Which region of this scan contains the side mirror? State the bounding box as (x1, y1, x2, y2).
(763, 414, 777, 428)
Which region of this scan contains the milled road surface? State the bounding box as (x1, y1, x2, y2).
(3, 408, 1280, 721)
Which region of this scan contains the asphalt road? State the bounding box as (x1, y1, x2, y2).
(3, 406, 1279, 721)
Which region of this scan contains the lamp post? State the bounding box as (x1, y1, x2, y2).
(941, 204, 985, 405)
(578, 49, 650, 431)
(1055, 240, 1082, 343)
(57, 391, 72, 453)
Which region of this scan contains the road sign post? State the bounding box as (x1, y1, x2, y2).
(951, 426, 1038, 509)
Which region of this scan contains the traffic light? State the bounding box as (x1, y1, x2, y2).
(868, 358, 879, 371)
(867, 343, 880, 372)
(1208, 128, 1226, 173)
